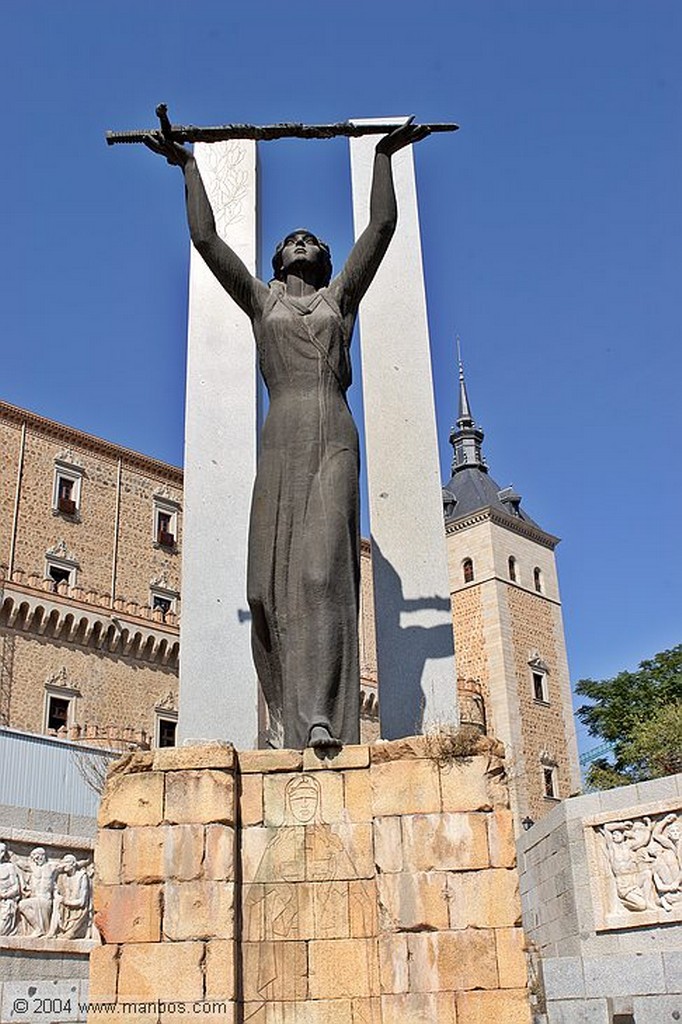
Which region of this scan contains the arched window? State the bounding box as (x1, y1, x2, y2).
(508, 556, 517, 582)
(463, 558, 474, 584)
(533, 567, 543, 593)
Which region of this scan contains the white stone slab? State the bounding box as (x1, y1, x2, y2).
(349, 118, 457, 739)
(178, 140, 259, 748)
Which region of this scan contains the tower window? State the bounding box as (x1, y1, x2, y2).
(532, 671, 549, 703)
(533, 567, 543, 593)
(463, 558, 474, 584)
(508, 556, 517, 582)
(153, 498, 180, 549)
(52, 459, 83, 516)
(542, 764, 558, 800)
(48, 565, 72, 590)
(157, 718, 177, 747)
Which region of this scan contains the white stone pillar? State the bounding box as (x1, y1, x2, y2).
(178, 141, 259, 748)
(350, 120, 458, 739)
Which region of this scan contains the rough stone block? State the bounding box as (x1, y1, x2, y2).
(456, 989, 532, 1024)
(238, 749, 303, 773)
(241, 825, 305, 883)
(371, 759, 440, 817)
(94, 883, 161, 943)
(164, 769, 234, 825)
(164, 824, 204, 880)
(204, 824, 235, 880)
(159, 1010, 236, 1024)
(95, 828, 123, 885)
(447, 868, 521, 929)
(163, 880, 234, 940)
(308, 937, 380, 999)
(349, 879, 378, 937)
(303, 744, 369, 771)
(117, 941, 204, 1001)
(317, 822, 374, 879)
(242, 940, 307, 1001)
(350, 997, 382, 1024)
(205, 939, 235, 999)
(88, 944, 119, 999)
(123, 826, 165, 883)
(381, 992, 457, 1023)
(249, 1000, 352, 1023)
(243, 881, 314, 942)
(407, 929, 499, 992)
(487, 808, 516, 867)
(379, 933, 409, 993)
(263, 771, 344, 826)
(312, 880, 350, 938)
(496, 927, 528, 988)
(98, 772, 164, 828)
(541, 956, 585, 999)
(663, 950, 682, 992)
(344, 768, 373, 822)
(370, 736, 429, 762)
(373, 817, 403, 873)
(633, 994, 682, 1020)
(239, 773, 263, 826)
(439, 756, 493, 812)
(377, 871, 449, 932)
(402, 812, 489, 871)
(582, 952, 665, 998)
(152, 742, 234, 772)
(546, 998, 610, 1023)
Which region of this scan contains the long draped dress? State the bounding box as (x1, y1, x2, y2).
(246, 277, 362, 749)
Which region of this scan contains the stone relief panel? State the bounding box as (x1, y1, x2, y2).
(585, 799, 682, 930)
(242, 774, 378, 1010)
(0, 838, 95, 945)
(202, 141, 249, 235)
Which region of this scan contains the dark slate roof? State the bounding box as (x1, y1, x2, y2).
(443, 465, 542, 529)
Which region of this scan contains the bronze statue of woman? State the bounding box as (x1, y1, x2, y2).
(145, 120, 430, 753)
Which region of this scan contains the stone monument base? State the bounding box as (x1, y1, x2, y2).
(88, 736, 531, 1023)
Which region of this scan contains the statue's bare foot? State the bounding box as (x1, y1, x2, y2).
(308, 725, 342, 759)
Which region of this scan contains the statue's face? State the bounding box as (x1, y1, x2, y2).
(280, 232, 324, 274)
(669, 822, 681, 841)
(612, 830, 625, 844)
(63, 856, 76, 875)
(31, 849, 46, 865)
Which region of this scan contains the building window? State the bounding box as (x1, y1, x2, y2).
(508, 556, 517, 582)
(542, 764, 558, 800)
(48, 564, 72, 589)
(52, 459, 83, 516)
(533, 567, 543, 593)
(532, 671, 549, 703)
(153, 498, 180, 549)
(463, 558, 474, 584)
(158, 718, 177, 747)
(150, 585, 179, 619)
(45, 694, 71, 733)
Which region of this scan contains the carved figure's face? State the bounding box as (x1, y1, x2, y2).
(31, 849, 46, 866)
(668, 822, 681, 842)
(63, 855, 77, 875)
(280, 231, 324, 274)
(612, 830, 625, 844)
(287, 779, 320, 823)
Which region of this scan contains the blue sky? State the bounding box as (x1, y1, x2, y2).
(1, 2, 680, 752)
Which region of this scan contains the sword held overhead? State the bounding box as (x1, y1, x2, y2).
(106, 103, 459, 147)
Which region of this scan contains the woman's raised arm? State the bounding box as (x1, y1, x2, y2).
(331, 119, 431, 318)
(144, 136, 266, 319)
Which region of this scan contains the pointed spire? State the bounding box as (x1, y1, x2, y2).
(449, 338, 487, 474)
(456, 336, 474, 426)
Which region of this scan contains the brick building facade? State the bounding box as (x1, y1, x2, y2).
(1, 381, 579, 825)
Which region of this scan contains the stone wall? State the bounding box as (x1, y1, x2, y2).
(518, 774, 682, 1022)
(88, 737, 531, 1023)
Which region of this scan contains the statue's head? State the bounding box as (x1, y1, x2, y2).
(285, 774, 320, 823)
(31, 847, 46, 865)
(272, 229, 332, 288)
(62, 854, 77, 874)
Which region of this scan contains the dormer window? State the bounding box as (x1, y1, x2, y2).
(463, 558, 474, 584)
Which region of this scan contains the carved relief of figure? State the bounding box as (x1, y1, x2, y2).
(650, 813, 682, 911)
(0, 842, 21, 936)
(15, 847, 64, 937)
(53, 854, 91, 938)
(600, 819, 653, 912)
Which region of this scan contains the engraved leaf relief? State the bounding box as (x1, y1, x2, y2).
(0, 841, 94, 941)
(203, 142, 249, 234)
(596, 811, 682, 917)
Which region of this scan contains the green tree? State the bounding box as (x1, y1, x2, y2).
(576, 644, 682, 789)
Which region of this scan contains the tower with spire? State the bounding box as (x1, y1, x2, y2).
(443, 347, 581, 828)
